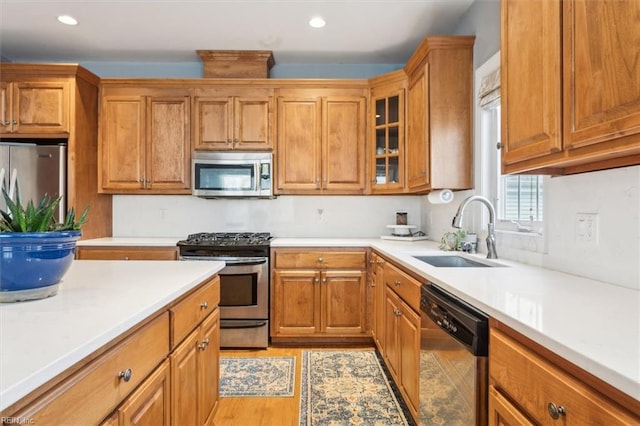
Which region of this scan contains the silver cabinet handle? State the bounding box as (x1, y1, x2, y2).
(11, 120, 17, 125)
(234, 138, 239, 143)
(321, 277, 327, 283)
(118, 368, 132, 382)
(394, 280, 401, 286)
(317, 257, 323, 263)
(547, 402, 566, 420)
(198, 338, 210, 350)
(200, 301, 209, 309)
(227, 138, 232, 144)
(314, 277, 320, 283)
(123, 256, 129, 260)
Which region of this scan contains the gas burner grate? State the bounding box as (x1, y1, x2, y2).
(180, 232, 272, 246)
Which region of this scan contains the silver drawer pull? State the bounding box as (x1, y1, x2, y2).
(117, 368, 132, 382)
(200, 301, 209, 309)
(198, 338, 210, 350)
(547, 402, 566, 420)
(317, 257, 324, 263)
(394, 280, 401, 286)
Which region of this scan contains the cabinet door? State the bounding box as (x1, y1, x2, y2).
(322, 270, 366, 335)
(198, 309, 220, 426)
(1, 81, 10, 131)
(501, 0, 563, 166)
(562, 0, 640, 150)
(100, 96, 146, 191)
(170, 330, 199, 426)
(488, 386, 534, 426)
(383, 288, 401, 380)
(272, 270, 320, 335)
(234, 97, 272, 150)
(193, 97, 232, 150)
(146, 96, 190, 191)
(275, 97, 322, 192)
(322, 97, 366, 192)
(398, 299, 420, 417)
(118, 360, 171, 426)
(11, 80, 70, 134)
(406, 65, 429, 190)
(371, 89, 405, 193)
(373, 257, 386, 352)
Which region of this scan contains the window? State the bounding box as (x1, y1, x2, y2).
(478, 55, 544, 233)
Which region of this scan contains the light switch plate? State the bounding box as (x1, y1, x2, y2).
(575, 213, 599, 244)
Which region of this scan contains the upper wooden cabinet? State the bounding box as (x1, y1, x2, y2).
(403, 36, 475, 193)
(369, 71, 406, 194)
(275, 85, 367, 194)
(501, 0, 640, 175)
(0, 64, 112, 240)
(99, 85, 191, 194)
(0, 78, 70, 135)
(192, 93, 273, 151)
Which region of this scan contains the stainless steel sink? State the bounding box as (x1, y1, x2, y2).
(413, 255, 493, 268)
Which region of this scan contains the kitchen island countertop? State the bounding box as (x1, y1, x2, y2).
(0, 259, 225, 412)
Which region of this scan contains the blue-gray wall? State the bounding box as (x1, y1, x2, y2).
(453, 0, 500, 68)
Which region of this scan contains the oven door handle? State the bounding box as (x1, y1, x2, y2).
(220, 320, 268, 329)
(221, 256, 267, 266)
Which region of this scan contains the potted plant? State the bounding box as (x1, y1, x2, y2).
(0, 189, 88, 302)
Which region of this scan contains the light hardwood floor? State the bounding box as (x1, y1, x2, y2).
(212, 345, 375, 426)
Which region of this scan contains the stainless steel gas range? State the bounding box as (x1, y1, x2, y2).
(177, 232, 272, 348)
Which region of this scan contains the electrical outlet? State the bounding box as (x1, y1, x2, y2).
(575, 213, 599, 244)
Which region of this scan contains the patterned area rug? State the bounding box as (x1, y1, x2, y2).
(299, 350, 413, 426)
(219, 356, 296, 397)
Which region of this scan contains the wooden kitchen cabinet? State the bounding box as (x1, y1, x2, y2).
(381, 260, 421, 421)
(369, 252, 386, 352)
(115, 359, 171, 426)
(270, 248, 369, 342)
(193, 94, 273, 151)
(275, 86, 367, 194)
(75, 245, 178, 260)
(368, 70, 406, 193)
(0, 64, 112, 240)
(171, 308, 220, 426)
(501, 0, 640, 175)
(489, 322, 640, 426)
(403, 36, 475, 192)
(0, 78, 69, 135)
(99, 85, 190, 194)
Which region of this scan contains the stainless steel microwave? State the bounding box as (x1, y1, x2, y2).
(192, 151, 273, 198)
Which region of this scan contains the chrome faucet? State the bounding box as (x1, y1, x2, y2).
(452, 195, 498, 259)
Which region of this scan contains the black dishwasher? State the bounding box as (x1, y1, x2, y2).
(419, 283, 488, 426)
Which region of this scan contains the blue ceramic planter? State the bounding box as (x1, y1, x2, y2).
(0, 231, 81, 302)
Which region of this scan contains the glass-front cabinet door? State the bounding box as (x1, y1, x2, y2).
(370, 75, 405, 193)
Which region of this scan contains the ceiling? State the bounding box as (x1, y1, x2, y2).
(0, 0, 475, 65)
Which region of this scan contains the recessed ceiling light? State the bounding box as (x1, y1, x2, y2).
(309, 17, 326, 29)
(57, 15, 78, 26)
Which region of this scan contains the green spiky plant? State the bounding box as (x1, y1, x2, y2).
(0, 189, 89, 233)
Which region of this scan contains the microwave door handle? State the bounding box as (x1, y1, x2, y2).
(255, 163, 261, 191)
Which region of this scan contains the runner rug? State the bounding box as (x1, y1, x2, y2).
(219, 356, 296, 397)
(299, 350, 413, 425)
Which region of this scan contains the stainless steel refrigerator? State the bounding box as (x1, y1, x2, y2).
(0, 139, 67, 222)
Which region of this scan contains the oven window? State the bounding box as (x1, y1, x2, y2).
(196, 164, 255, 191)
(220, 274, 258, 306)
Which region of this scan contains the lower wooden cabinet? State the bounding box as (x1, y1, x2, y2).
(489, 324, 640, 425)
(369, 252, 386, 352)
(383, 286, 420, 420)
(75, 246, 178, 260)
(270, 248, 369, 342)
(116, 359, 172, 426)
(171, 308, 220, 426)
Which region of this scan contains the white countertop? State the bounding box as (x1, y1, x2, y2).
(72, 237, 640, 401)
(271, 237, 640, 401)
(0, 260, 225, 412)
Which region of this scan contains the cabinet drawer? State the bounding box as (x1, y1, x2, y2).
(13, 313, 169, 425)
(490, 328, 639, 425)
(274, 250, 366, 269)
(384, 262, 421, 312)
(170, 276, 220, 347)
(76, 246, 178, 260)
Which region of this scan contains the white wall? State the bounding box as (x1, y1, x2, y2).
(113, 195, 423, 239)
